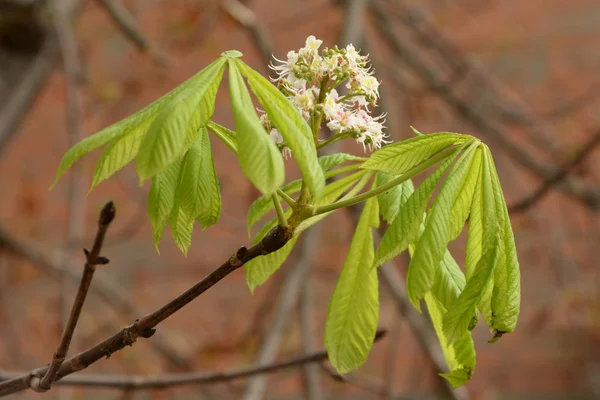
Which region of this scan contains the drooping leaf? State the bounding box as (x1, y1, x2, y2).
(228, 60, 284, 195)
(489, 151, 520, 336)
(443, 148, 502, 344)
(318, 153, 364, 172)
(90, 125, 146, 190)
(376, 172, 414, 224)
(406, 141, 478, 310)
(207, 121, 238, 153)
(245, 236, 299, 293)
(52, 81, 189, 189)
(448, 147, 483, 242)
(147, 159, 182, 250)
(136, 58, 226, 182)
(237, 59, 325, 200)
(325, 195, 379, 374)
(174, 128, 221, 229)
(373, 145, 464, 270)
(169, 204, 195, 256)
(425, 292, 475, 388)
(361, 133, 470, 175)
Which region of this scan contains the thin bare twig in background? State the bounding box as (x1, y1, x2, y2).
(299, 268, 322, 400)
(35, 202, 116, 391)
(0, 329, 386, 390)
(242, 231, 321, 400)
(0, 0, 86, 153)
(95, 0, 169, 66)
(369, 2, 600, 211)
(221, 0, 273, 74)
(320, 363, 387, 397)
(509, 130, 600, 213)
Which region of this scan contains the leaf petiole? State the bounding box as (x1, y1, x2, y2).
(272, 193, 288, 228)
(313, 145, 467, 215)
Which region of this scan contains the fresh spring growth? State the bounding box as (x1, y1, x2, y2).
(267, 35, 390, 154)
(50, 43, 520, 391)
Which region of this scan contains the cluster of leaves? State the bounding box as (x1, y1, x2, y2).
(52, 50, 520, 388)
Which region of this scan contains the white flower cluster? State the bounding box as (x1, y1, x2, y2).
(263, 35, 389, 156)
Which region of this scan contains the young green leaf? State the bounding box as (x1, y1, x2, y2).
(373, 145, 464, 270)
(228, 61, 284, 195)
(236, 60, 325, 200)
(245, 236, 299, 293)
(448, 146, 483, 242)
(489, 153, 520, 336)
(136, 58, 226, 182)
(318, 153, 364, 172)
(361, 133, 470, 175)
(90, 126, 146, 190)
(406, 141, 478, 310)
(443, 148, 502, 344)
(207, 121, 238, 153)
(147, 159, 182, 250)
(52, 94, 174, 189)
(376, 172, 414, 223)
(325, 195, 379, 374)
(426, 292, 476, 388)
(174, 128, 221, 229)
(169, 204, 195, 256)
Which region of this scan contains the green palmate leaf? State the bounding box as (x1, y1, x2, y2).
(136, 58, 226, 182)
(228, 61, 284, 195)
(236, 60, 325, 200)
(425, 292, 475, 388)
(318, 153, 364, 172)
(174, 128, 221, 229)
(147, 159, 182, 250)
(361, 133, 470, 175)
(207, 121, 238, 153)
(294, 171, 372, 236)
(489, 153, 520, 336)
(169, 204, 195, 256)
(406, 141, 478, 310)
(376, 172, 414, 223)
(325, 194, 379, 374)
(245, 236, 299, 293)
(443, 147, 502, 344)
(373, 145, 464, 270)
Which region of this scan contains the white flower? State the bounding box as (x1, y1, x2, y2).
(269, 129, 284, 145)
(270, 50, 300, 82)
(299, 35, 323, 57)
(323, 89, 344, 119)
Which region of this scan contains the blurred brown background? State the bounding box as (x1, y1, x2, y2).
(1, 0, 599, 399)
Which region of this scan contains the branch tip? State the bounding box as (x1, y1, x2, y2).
(99, 201, 116, 226)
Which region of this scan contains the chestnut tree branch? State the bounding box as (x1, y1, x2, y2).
(0, 217, 292, 397)
(36, 202, 116, 391)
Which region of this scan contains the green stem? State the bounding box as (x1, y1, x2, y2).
(313, 146, 459, 215)
(317, 134, 349, 150)
(277, 189, 296, 208)
(271, 194, 288, 228)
